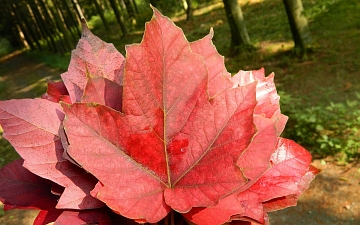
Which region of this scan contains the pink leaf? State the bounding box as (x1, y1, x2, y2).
(61, 20, 125, 103)
(189, 28, 232, 97)
(0, 98, 103, 209)
(81, 76, 123, 111)
(184, 138, 318, 224)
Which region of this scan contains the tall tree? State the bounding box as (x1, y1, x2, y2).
(123, 0, 135, 19)
(183, 0, 193, 21)
(92, 0, 110, 32)
(10, 3, 39, 50)
(130, 0, 139, 14)
(108, 0, 128, 36)
(71, 0, 85, 22)
(222, 0, 252, 54)
(283, 0, 312, 53)
(59, 0, 81, 37)
(47, 0, 74, 51)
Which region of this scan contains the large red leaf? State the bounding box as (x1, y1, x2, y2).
(189, 32, 288, 195)
(62, 8, 260, 222)
(183, 138, 319, 225)
(61, 19, 125, 103)
(0, 98, 103, 209)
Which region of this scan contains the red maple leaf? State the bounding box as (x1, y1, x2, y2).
(0, 7, 318, 225)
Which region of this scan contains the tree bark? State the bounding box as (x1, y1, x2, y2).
(282, 0, 312, 53)
(222, 0, 252, 54)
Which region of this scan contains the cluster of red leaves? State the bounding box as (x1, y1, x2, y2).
(0, 8, 319, 225)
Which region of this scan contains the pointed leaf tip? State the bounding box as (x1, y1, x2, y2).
(81, 18, 90, 36)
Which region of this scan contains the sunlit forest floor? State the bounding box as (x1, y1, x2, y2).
(1, 0, 360, 224)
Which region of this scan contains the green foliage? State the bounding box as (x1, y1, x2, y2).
(0, 38, 12, 57)
(280, 91, 360, 162)
(303, 0, 343, 21)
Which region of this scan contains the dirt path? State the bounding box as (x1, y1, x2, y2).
(0, 53, 359, 225)
(269, 159, 360, 225)
(0, 51, 63, 101)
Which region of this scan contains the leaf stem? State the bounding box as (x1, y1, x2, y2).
(171, 210, 175, 225)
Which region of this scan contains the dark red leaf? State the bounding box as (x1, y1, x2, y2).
(42, 80, 71, 104)
(0, 159, 58, 210)
(34, 210, 63, 225)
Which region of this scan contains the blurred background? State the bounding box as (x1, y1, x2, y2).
(0, 0, 359, 224)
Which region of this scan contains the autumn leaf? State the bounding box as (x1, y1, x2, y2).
(41, 80, 71, 104)
(0, 99, 103, 209)
(0, 6, 318, 225)
(61, 19, 125, 103)
(183, 138, 320, 225)
(0, 159, 59, 210)
(60, 8, 261, 222)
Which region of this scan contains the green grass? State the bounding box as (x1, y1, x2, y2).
(1, 0, 360, 165)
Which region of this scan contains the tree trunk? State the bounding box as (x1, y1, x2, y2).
(92, 0, 110, 32)
(282, 0, 312, 53)
(185, 0, 193, 21)
(27, 0, 59, 52)
(71, 0, 85, 21)
(222, 0, 252, 54)
(11, 3, 38, 50)
(182, 0, 193, 21)
(123, 0, 135, 19)
(130, 0, 139, 14)
(39, 0, 74, 52)
(108, 0, 128, 36)
(17, 2, 45, 50)
(48, 0, 73, 51)
(60, 0, 81, 37)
